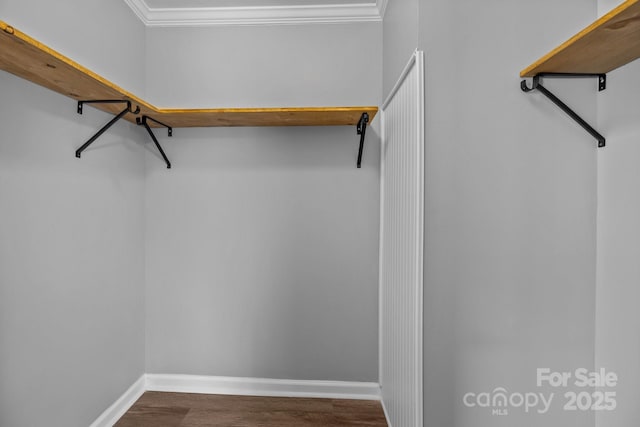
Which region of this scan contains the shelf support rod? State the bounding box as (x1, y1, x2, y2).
(75, 100, 140, 158)
(137, 116, 172, 169)
(520, 74, 606, 147)
(356, 112, 369, 168)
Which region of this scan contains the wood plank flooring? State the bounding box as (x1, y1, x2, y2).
(115, 392, 388, 427)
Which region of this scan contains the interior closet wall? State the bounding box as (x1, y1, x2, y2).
(385, 0, 598, 426)
(382, 0, 418, 97)
(144, 23, 383, 381)
(595, 1, 640, 426)
(0, 2, 147, 427)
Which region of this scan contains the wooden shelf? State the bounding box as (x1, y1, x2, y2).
(153, 107, 376, 128)
(0, 20, 377, 127)
(521, 0, 640, 77)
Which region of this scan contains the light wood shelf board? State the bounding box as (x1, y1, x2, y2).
(0, 20, 152, 121)
(154, 107, 378, 127)
(520, 0, 640, 77)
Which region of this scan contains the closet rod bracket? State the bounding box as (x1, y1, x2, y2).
(77, 99, 140, 115)
(137, 115, 172, 169)
(356, 112, 369, 168)
(520, 73, 606, 147)
(75, 100, 140, 158)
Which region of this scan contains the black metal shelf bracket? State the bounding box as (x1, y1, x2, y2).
(520, 73, 606, 147)
(75, 100, 140, 158)
(356, 112, 369, 168)
(137, 115, 172, 169)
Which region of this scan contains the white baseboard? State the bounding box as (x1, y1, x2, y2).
(89, 375, 145, 427)
(381, 397, 393, 427)
(146, 374, 381, 401)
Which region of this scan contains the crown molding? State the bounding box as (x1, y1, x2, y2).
(123, 0, 384, 27)
(376, 0, 388, 18)
(123, 0, 150, 24)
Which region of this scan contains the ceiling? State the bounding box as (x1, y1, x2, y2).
(124, 0, 387, 26)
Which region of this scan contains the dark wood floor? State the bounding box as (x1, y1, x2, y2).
(115, 391, 388, 427)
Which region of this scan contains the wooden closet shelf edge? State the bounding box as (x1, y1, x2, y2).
(520, 0, 640, 77)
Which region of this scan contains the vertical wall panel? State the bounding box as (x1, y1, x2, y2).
(380, 50, 424, 427)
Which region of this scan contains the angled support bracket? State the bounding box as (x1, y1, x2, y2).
(75, 100, 140, 158)
(137, 116, 172, 169)
(520, 73, 606, 147)
(356, 112, 369, 168)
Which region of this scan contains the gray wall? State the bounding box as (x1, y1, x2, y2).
(385, 0, 599, 426)
(382, 0, 417, 97)
(0, 1, 146, 426)
(596, 1, 640, 426)
(144, 23, 382, 381)
(419, 1, 599, 426)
